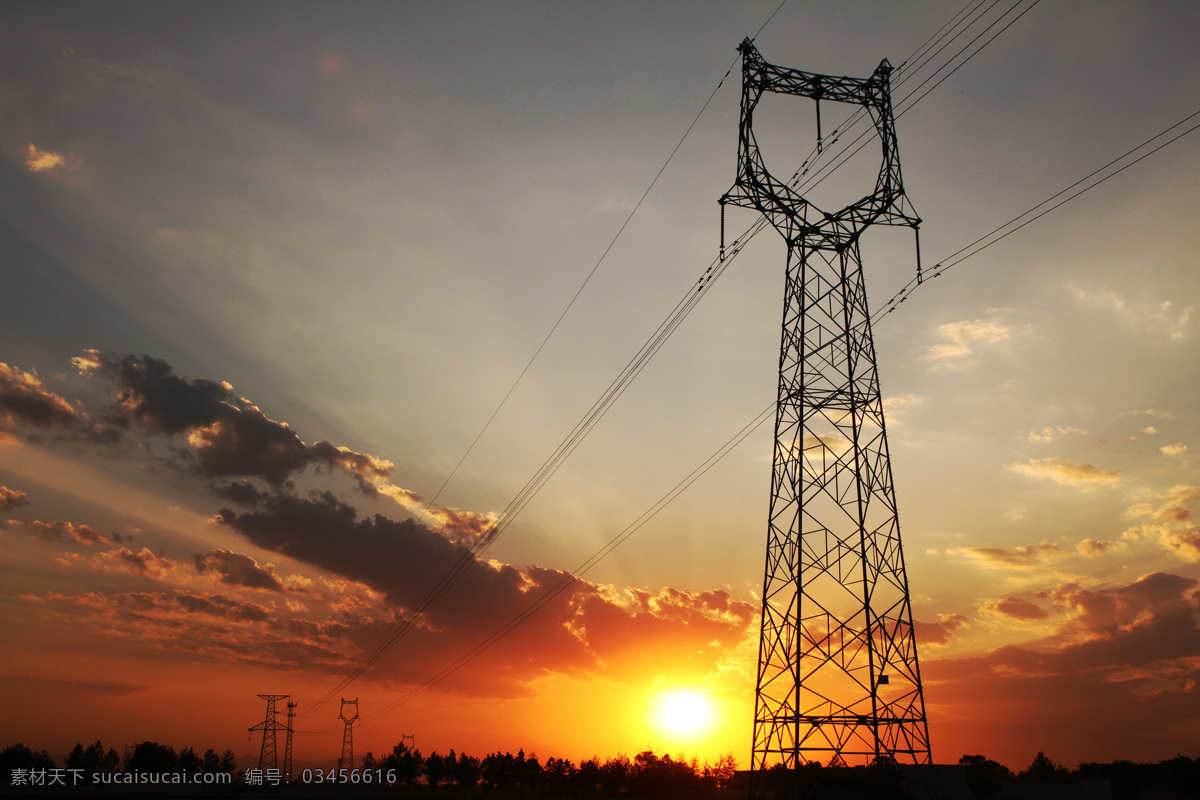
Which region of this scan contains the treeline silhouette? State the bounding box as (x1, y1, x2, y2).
(2, 740, 238, 778)
(959, 752, 1200, 800)
(359, 745, 740, 797)
(5, 740, 1200, 799)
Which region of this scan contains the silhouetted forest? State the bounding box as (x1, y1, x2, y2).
(4, 740, 1200, 798)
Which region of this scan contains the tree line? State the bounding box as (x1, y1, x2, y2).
(6, 740, 1200, 799)
(2, 740, 238, 778)
(959, 752, 1200, 800)
(358, 744, 739, 797)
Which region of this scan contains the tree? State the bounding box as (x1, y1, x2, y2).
(128, 741, 177, 774)
(202, 749, 222, 773)
(218, 749, 238, 774)
(1021, 752, 1069, 784)
(1, 743, 56, 773)
(177, 747, 202, 774)
(959, 754, 1011, 799)
(383, 742, 423, 787)
(361, 751, 377, 771)
(705, 753, 738, 790)
(426, 751, 448, 791)
(455, 753, 481, 792)
(65, 741, 120, 775)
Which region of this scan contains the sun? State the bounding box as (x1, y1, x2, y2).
(650, 687, 719, 741)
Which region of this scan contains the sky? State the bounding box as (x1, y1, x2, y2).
(2, 0, 1200, 775)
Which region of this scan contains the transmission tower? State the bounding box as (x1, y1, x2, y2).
(337, 698, 359, 772)
(721, 39, 931, 777)
(249, 694, 290, 771)
(284, 700, 297, 778)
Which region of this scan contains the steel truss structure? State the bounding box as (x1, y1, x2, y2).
(250, 694, 291, 771)
(722, 39, 931, 777)
(338, 698, 359, 772)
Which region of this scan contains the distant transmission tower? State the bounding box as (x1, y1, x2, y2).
(284, 700, 297, 777)
(249, 694, 290, 771)
(721, 39, 931, 776)
(337, 698, 359, 772)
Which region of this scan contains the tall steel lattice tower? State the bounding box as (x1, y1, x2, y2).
(721, 39, 931, 775)
(283, 700, 297, 778)
(337, 698, 359, 772)
(249, 694, 290, 771)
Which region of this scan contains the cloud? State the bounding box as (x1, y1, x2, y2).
(1008, 457, 1120, 490)
(1161, 443, 1188, 456)
(926, 318, 1011, 364)
(3, 518, 118, 546)
(97, 547, 177, 579)
(0, 362, 83, 430)
(988, 595, 1049, 621)
(212, 490, 756, 694)
(74, 350, 395, 488)
(1124, 486, 1200, 562)
(948, 541, 1064, 571)
(925, 572, 1200, 766)
(914, 613, 969, 646)
(24, 143, 66, 172)
(1027, 426, 1086, 443)
(0, 485, 29, 512)
(1076, 538, 1121, 557)
(8, 351, 757, 696)
(194, 549, 286, 592)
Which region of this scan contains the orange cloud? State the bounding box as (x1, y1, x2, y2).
(1124, 485, 1200, 562)
(4, 518, 116, 546)
(948, 541, 1064, 571)
(24, 143, 66, 171)
(0, 485, 29, 512)
(925, 572, 1200, 768)
(987, 595, 1049, 621)
(914, 612, 969, 645)
(1008, 457, 1121, 490)
(0, 361, 83, 430)
(926, 318, 1011, 364)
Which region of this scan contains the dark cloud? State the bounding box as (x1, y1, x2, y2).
(914, 613, 969, 645)
(194, 548, 285, 592)
(214, 491, 756, 694)
(926, 572, 1200, 767)
(0, 362, 82, 429)
(992, 595, 1049, 621)
(100, 547, 175, 577)
(4, 518, 113, 546)
(0, 485, 30, 512)
(74, 350, 393, 487)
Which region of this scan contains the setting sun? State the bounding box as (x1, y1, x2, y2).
(650, 688, 719, 742)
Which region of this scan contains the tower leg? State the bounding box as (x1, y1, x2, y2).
(752, 239, 929, 778)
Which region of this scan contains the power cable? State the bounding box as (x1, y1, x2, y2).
(304, 0, 1042, 716)
(874, 107, 1200, 321)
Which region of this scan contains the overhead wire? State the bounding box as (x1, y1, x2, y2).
(874, 106, 1200, 321)
(321, 0, 1042, 722)
(353, 97, 1200, 721)
(297, 6, 771, 722)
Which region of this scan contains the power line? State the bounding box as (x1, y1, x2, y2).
(304, 0, 1032, 714)
(874, 106, 1200, 321)
(349, 77, 1200, 728)
(299, 5, 785, 721)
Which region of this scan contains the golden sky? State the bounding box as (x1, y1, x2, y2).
(1, 0, 1199, 774)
